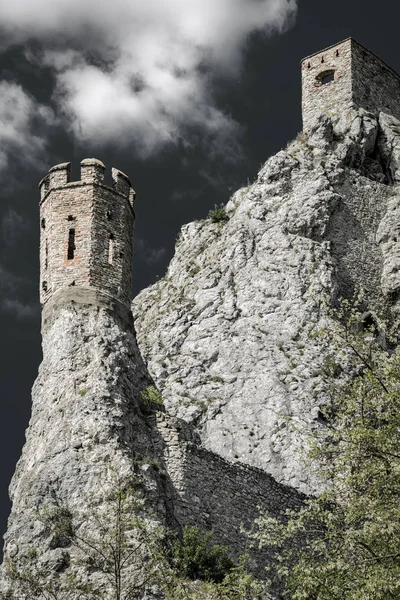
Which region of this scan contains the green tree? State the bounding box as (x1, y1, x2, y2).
(164, 527, 264, 600)
(208, 204, 229, 223)
(6, 474, 264, 600)
(6, 470, 166, 600)
(254, 301, 400, 599)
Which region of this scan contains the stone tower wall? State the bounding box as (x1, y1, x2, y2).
(39, 159, 135, 308)
(301, 38, 353, 130)
(302, 38, 400, 130)
(351, 42, 400, 123)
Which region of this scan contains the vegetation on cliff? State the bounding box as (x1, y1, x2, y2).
(5, 471, 263, 600)
(254, 301, 400, 599)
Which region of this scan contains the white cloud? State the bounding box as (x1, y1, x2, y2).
(0, 81, 56, 175)
(0, 0, 297, 159)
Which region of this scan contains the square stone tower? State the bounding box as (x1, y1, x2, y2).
(301, 38, 400, 130)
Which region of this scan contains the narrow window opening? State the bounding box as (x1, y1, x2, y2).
(336, 49, 339, 57)
(107, 210, 112, 220)
(108, 234, 114, 264)
(67, 215, 75, 222)
(321, 56, 325, 63)
(316, 70, 335, 86)
(42, 281, 48, 292)
(67, 229, 75, 260)
(45, 239, 48, 269)
(41, 218, 46, 229)
(307, 62, 311, 69)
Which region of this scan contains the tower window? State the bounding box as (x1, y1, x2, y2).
(108, 234, 114, 265)
(42, 281, 48, 292)
(321, 56, 325, 63)
(41, 218, 45, 229)
(67, 215, 75, 222)
(107, 210, 112, 220)
(45, 239, 48, 269)
(67, 229, 75, 260)
(336, 49, 339, 57)
(316, 70, 335, 86)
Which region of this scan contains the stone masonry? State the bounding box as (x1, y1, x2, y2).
(1, 158, 305, 598)
(302, 38, 400, 130)
(39, 158, 135, 309)
(5, 39, 400, 598)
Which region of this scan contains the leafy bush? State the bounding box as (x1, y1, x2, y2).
(171, 526, 234, 583)
(208, 205, 229, 224)
(139, 385, 163, 413)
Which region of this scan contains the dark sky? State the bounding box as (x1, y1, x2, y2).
(1, 0, 400, 552)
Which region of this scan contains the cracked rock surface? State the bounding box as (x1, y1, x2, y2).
(0, 304, 162, 598)
(133, 109, 400, 493)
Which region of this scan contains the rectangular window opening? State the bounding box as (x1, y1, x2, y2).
(108, 234, 114, 265)
(319, 70, 335, 85)
(67, 228, 75, 260)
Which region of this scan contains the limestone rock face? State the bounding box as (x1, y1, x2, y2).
(133, 109, 400, 494)
(0, 301, 163, 597)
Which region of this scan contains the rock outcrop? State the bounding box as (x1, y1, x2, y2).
(4, 106, 400, 598)
(133, 109, 400, 494)
(0, 299, 166, 598)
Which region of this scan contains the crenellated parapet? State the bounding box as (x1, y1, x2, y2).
(38, 159, 135, 311)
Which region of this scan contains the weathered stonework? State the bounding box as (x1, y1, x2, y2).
(1, 159, 305, 598)
(302, 38, 400, 130)
(4, 40, 400, 599)
(39, 158, 135, 308)
(132, 108, 400, 494)
(155, 413, 303, 569)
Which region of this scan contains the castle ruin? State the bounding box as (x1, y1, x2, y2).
(2, 38, 400, 598)
(302, 38, 400, 130)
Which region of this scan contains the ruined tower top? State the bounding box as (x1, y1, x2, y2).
(301, 38, 400, 130)
(38, 159, 135, 314)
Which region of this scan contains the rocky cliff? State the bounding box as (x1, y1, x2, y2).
(133, 108, 400, 494)
(3, 107, 400, 598)
(0, 297, 168, 598)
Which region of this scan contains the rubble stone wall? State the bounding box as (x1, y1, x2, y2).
(155, 412, 304, 568)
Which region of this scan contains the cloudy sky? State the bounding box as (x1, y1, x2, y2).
(1, 0, 400, 551)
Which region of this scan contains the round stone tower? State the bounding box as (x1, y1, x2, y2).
(38, 158, 135, 316)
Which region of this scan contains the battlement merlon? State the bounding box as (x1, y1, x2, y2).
(39, 159, 136, 209)
(301, 38, 400, 131)
(80, 158, 105, 184)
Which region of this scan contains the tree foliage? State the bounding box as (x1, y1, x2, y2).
(6, 473, 264, 600)
(170, 526, 235, 583)
(6, 470, 166, 600)
(254, 300, 400, 600)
